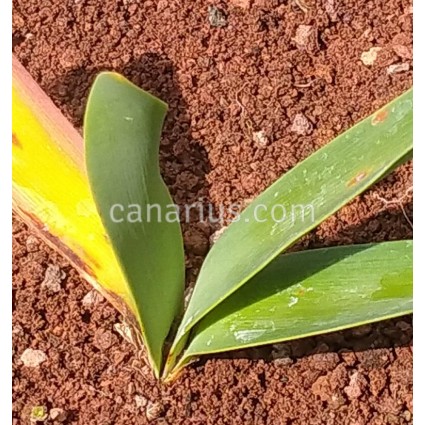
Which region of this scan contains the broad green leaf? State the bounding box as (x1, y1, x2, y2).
(175, 241, 412, 373)
(170, 90, 413, 364)
(84, 73, 185, 376)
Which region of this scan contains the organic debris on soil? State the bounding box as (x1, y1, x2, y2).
(12, 0, 412, 423)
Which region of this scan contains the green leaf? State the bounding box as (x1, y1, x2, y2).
(84, 73, 185, 376)
(176, 241, 412, 373)
(170, 89, 413, 365)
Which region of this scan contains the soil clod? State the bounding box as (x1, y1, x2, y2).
(344, 371, 368, 400)
(93, 329, 118, 351)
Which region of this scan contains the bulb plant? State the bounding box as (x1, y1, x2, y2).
(83, 73, 413, 380)
(11, 56, 412, 381)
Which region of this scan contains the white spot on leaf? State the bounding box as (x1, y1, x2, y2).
(234, 329, 266, 343)
(288, 296, 299, 307)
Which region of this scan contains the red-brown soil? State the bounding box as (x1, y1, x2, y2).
(13, 218, 413, 424)
(12, 0, 413, 423)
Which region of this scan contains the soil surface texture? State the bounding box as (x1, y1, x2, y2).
(13, 0, 413, 423)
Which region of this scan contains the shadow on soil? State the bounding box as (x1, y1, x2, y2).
(49, 53, 214, 285)
(48, 52, 211, 208)
(206, 205, 413, 365)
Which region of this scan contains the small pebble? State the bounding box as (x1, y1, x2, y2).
(351, 323, 372, 338)
(325, 0, 338, 21)
(314, 342, 330, 353)
(360, 47, 382, 66)
(273, 357, 293, 367)
(146, 401, 163, 421)
(329, 393, 346, 410)
(293, 25, 318, 52)
(12, 324, 24, 336)
(50, 408, 67, 422)
(208, 5, 227, 27)
(253, 130, 269, 147)
(114, 322, 135, 345)
(26, 235, 40, 252)
(20, 348, 47, 367)
(291, 113, 313, 135)
(135, 394, 148, 409)
(82, 290, 104, 307)
(272, 343, 292, 360)
(396, 320, 412, 331)
(403, 410, 412, 422)
(387, 63, 410, 75)
(42, 265, 65, 293)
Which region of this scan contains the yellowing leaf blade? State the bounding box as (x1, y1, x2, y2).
(12, 57, 136, 313)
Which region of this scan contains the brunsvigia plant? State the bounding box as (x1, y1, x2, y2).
(12, 56, 412, 381)
(83, 73, 413, 380)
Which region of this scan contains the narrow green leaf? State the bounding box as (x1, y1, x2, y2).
(171, 90, 413, 362)
(179, 241, 412, 369)
(84, 73, 185, 376)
